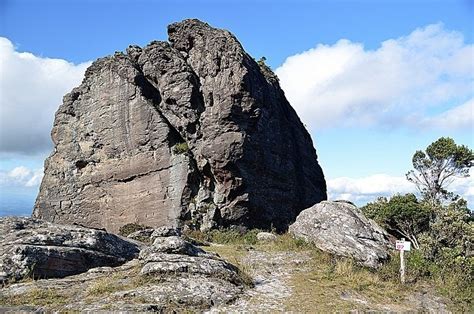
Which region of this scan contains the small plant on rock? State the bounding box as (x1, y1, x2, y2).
(118, 223, 149, 237)
(173, 142, 189, 154)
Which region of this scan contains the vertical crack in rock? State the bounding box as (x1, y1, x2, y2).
(34, 19, 327, 233)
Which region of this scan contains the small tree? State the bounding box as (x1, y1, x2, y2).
(406, 137, 473, 205)
(362, 194, 433, 249)
(257, 56, 267, 66)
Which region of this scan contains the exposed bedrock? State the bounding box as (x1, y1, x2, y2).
(0, 217, 140, 283)
(289, 201, 391, 268)
(33, 19, 327, 232)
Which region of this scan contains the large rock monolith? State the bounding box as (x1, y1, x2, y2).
(33, 19, 326, 232)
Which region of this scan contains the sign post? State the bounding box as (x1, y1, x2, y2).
(395, 238, 411, 284)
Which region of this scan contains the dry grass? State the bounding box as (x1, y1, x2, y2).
(283, 250, 413, 312)
(260, 232, 313, 252)
(0, 286, 69, 307)
(3, 230, 467, 312)
(204, 244, 255, 287)
(86, 276, 121, 296)
(203, 232, 455, 312)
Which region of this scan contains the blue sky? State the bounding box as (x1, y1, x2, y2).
(1, 0, 473, 216)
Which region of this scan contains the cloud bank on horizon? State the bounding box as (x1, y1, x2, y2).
(328, 173, 473, 205)
(0, 23, 472, 215)
(0, 166, 43, 188)
(276, 23, 474, 131)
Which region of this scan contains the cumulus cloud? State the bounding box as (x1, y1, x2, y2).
(0, 166, 44, 187)
(0, 37, 91, 155)
(327, 174, 415, 204)
(327, 174, 474, 207)
(420, 98, 474, 130)
(276, 24, 474, 130)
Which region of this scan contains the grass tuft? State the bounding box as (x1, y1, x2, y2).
(173, 142, 189, 154)
(184, 228, 261, 245)
(0, 287, 69, 307)
(118, 223, 150, 237)
(86, 276, 121, 296)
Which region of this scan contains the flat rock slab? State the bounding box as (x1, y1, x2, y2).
(0, 217, 140, 283)
(0, 231, 246, 312)
(289, 201, 390, 268)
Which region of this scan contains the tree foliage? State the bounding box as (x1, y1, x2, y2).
(420, 199, 473, 261)
(362, 137, 473, 307)
(362, 193, 433, 249)
(406, 137, 473, 205)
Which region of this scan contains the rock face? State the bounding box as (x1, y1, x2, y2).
(33, 19, 326, 232)
(0, 224, 248, 312)
(0, 217, 140, 283)
(289, 201, 390, 268)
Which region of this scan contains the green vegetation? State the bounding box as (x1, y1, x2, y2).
(184, 228, 261, 245)
(0, 287, 69, 307)
(406, 137, 473, 204)
(262, 232, 313, 251)
(118, 223, 150, 237)
(257, 56, 268, 67)
(363, 193, 432, 249)
(204, 231, 466, 312)
(361, 137, 473, 310)
(173, 142, 189, 154)
(86, 275, 123, 297)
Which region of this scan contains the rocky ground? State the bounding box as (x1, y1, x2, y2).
(206, 243, 450, 313)
(0, 242, 456, 313)
(0, 215, 461, 313)
(208, 248, 311, 312)
(0, 218, 247, 312)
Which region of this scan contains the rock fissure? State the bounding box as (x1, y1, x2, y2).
(115, 165, 175, 184)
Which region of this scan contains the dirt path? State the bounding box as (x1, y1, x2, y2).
(207, 245, 451, 313)
(208, 248, 311, 312)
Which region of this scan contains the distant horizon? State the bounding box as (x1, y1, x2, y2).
(1, 0, 473, 216)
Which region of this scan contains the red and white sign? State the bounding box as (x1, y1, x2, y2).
(396, 240, 411, 251)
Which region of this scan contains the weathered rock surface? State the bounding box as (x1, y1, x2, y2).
(126, 228, 155, 242)
(139, 236, 246, 287)
(150, 226, 181, 240)
(33, 19, 326, 233)
(289, 201, 390, 268)
(0, 225, 247, 312)
(0, 217, 140, 283)
(256, 231, 278, 242)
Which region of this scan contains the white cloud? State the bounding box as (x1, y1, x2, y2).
(420, 98, 474, 130)
(328, 174, 474, 207)
(0, 166, 44, 187)
(0, 37, 91, 155)
(276, 24, 474, 131)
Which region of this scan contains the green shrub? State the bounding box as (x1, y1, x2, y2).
(183, 228, 261, 245)
(118, 223, 149, 237)
(173, 142, 189, 154)
(208, 228, 260, 245)
(267, 233, 314, 252)
(362, 194, 433, 249)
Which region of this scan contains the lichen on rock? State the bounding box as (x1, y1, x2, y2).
(289, 201, 391, 268)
